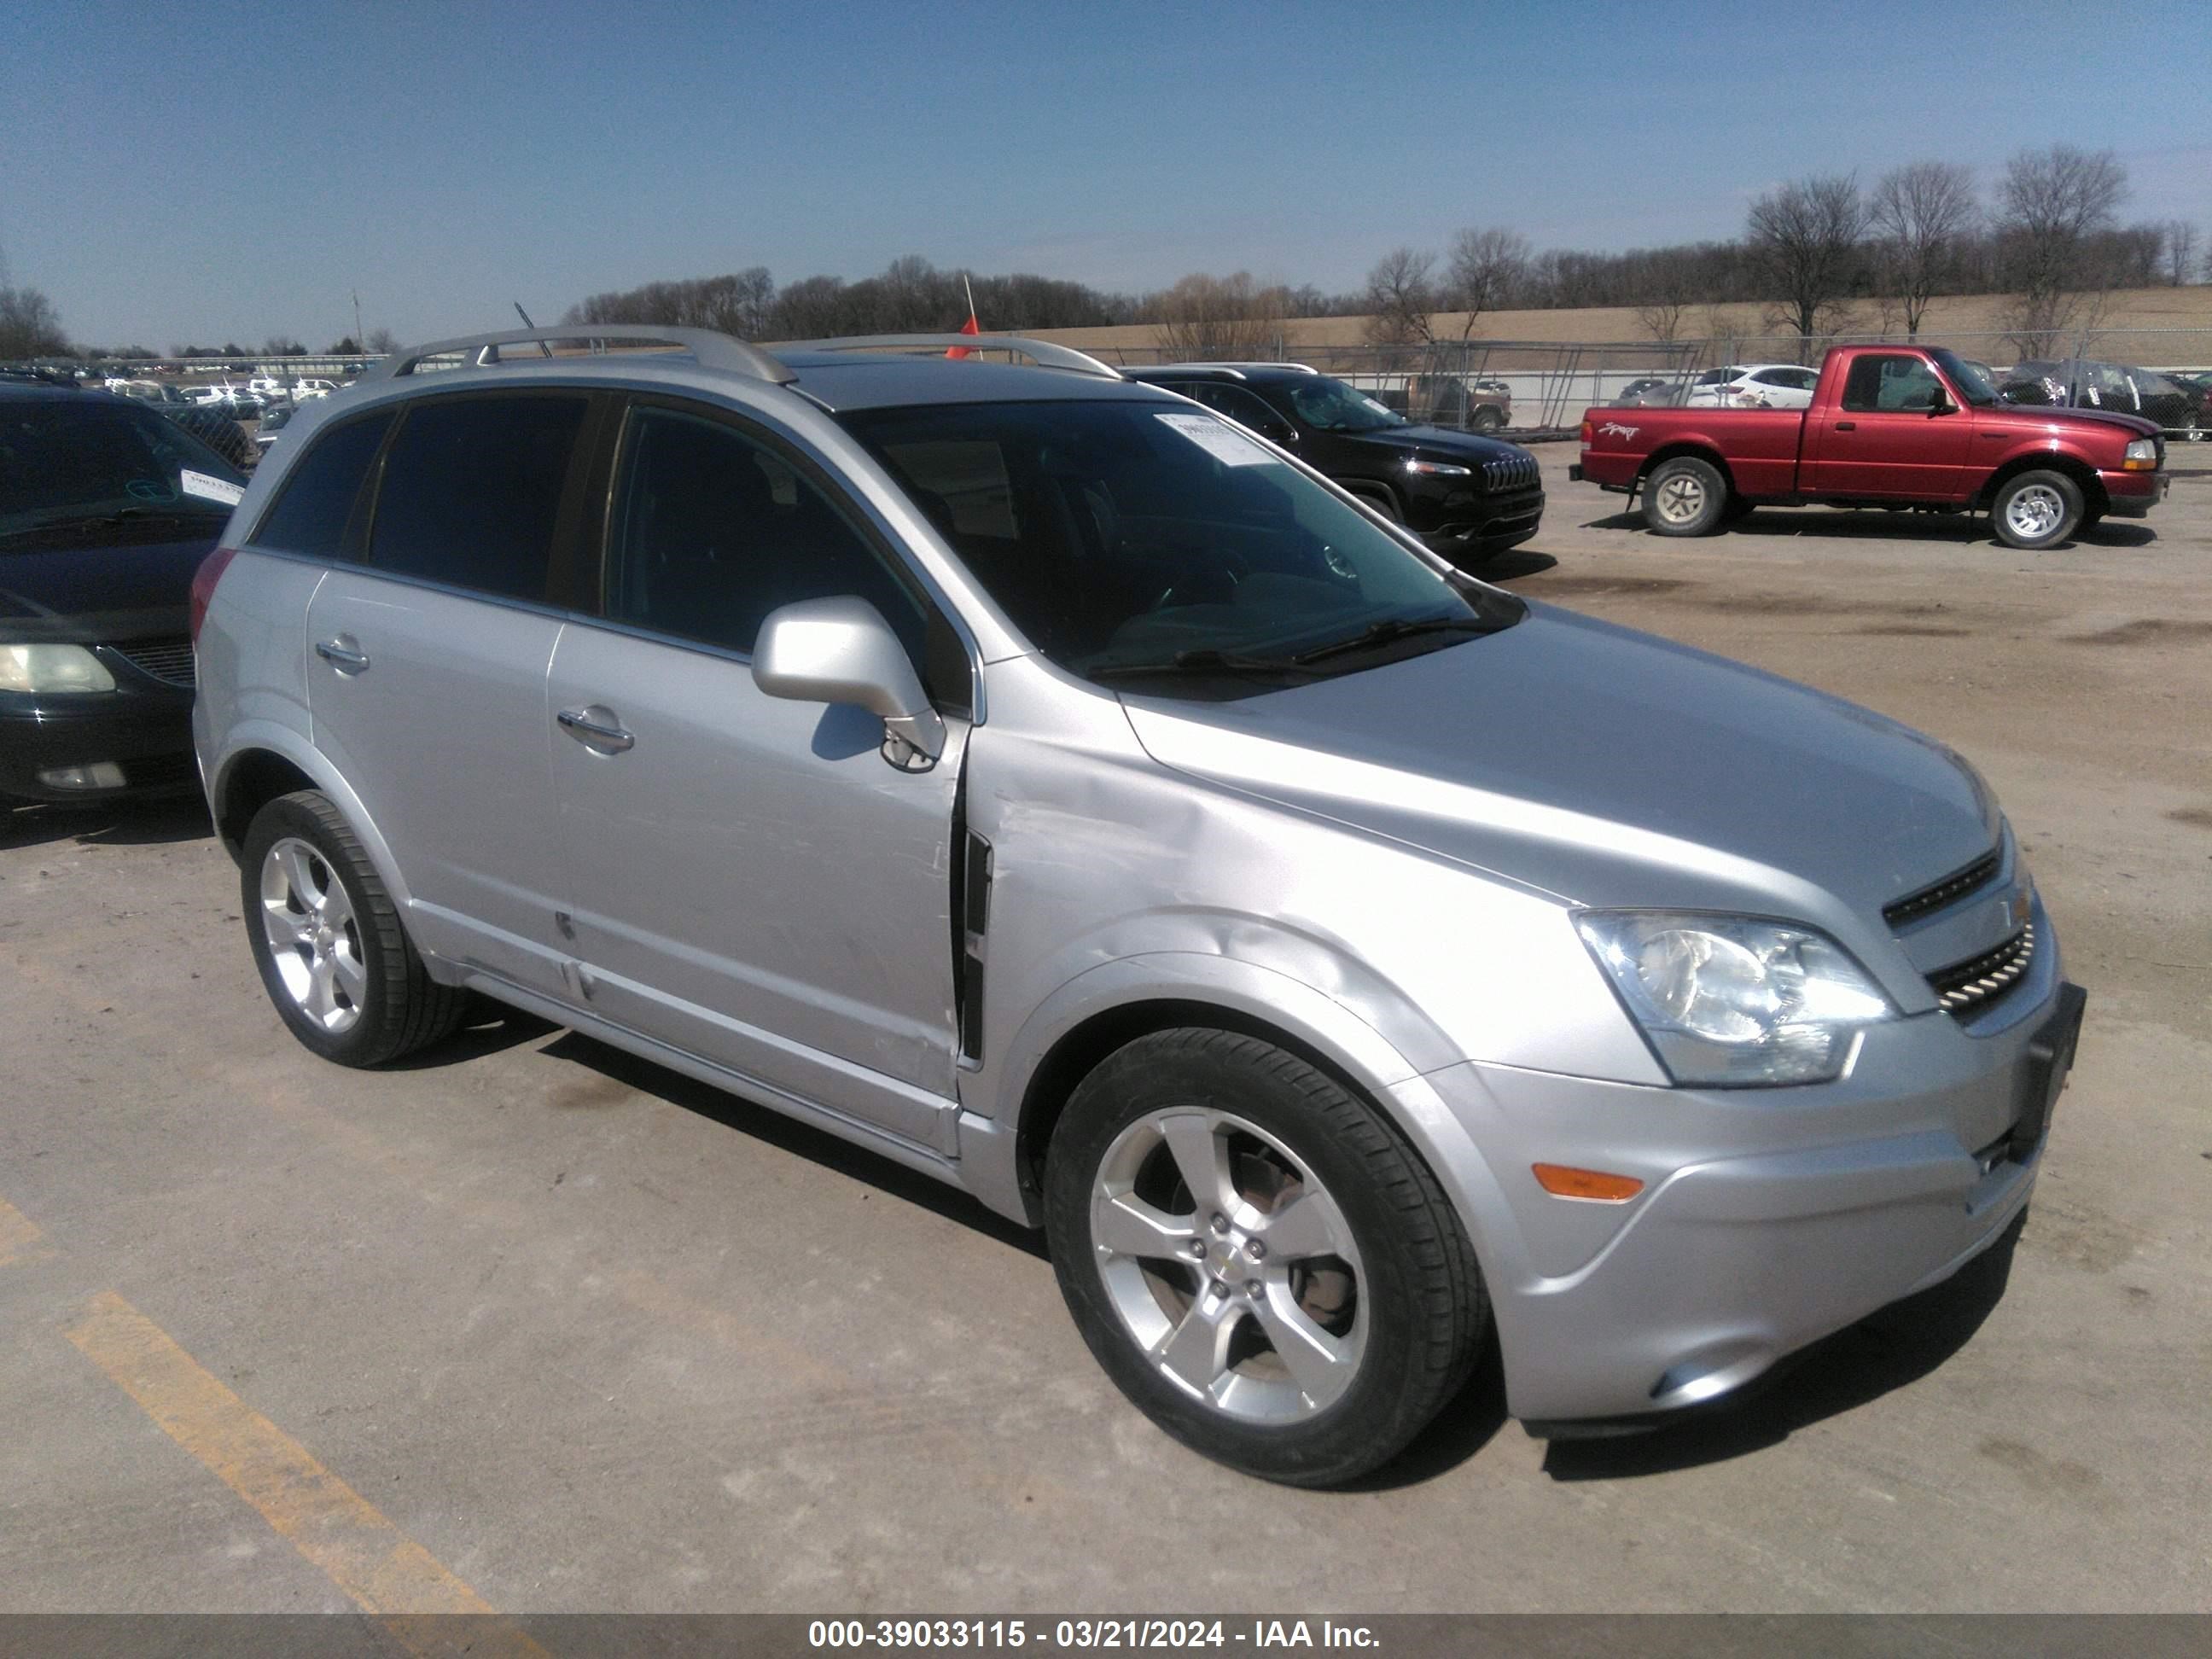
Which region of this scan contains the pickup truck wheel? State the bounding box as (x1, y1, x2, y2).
(1470, 408, 1504, 434)
(1992, 469, 2083, 550)
(1642, 457, 1728, 537)
(1045, 1027, 1487, 1487)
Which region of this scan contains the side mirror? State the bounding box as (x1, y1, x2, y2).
(1927, 387, 1954, 416)
(752, 597, 946, 771)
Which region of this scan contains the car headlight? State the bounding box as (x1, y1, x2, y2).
(0, 643, 117, 694)
(1403, 457, 1470, 476)
(2121, 437, 2158, 470)
(1575, 911, 1895, 1086)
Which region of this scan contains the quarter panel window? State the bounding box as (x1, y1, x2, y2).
(369, 394, 588, 602)
(250, 410, 394, 559)
(608, 406, 929, 665)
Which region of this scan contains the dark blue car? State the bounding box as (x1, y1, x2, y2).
(0, 384, 246, 803)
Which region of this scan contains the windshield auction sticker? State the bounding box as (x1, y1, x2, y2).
(179, 469, 245, 506)
(1154, 411, 1271, 466)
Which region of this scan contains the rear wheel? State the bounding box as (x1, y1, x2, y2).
(242, 791, 468, 1067)
(1045, 1028, 1488, 1487)
(1991, 469, 2083, 550)
(1470, 407, 1505, 434)
(1642, 456, 1729, 536)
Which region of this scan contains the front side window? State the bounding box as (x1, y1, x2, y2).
(839, 399, 1519, 697)
(0, 399, 245, 542)
(1841, 355, 1946, 413)
(1282, 376, 1407, 433)
(606, 405, 930, 666)
(368, 393, 588, 602)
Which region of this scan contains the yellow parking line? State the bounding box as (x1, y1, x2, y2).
(66, 1290, 543, 1649)
(0, 1196, 50, 1267)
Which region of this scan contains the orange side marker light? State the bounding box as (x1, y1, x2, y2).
(1532, 1163, 1644, 1202)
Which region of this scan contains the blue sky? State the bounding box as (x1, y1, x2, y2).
(3, 0, 2206, 348)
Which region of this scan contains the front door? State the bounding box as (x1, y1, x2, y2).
(545, 398, 968, 1151)
(1801, 353, 1976, 500)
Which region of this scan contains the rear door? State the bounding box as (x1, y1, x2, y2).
(543, 394, 969, 1150)
(302, 387, 600, 997)
(1801, 353, 1976, 500)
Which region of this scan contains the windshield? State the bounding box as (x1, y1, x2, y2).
(1930, 348, 1999, 406)
(0, 398, 246, 535)
(1282, 375, 1407, 432)
(837, 399, 1516, 696)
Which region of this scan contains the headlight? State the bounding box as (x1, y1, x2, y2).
(2121, 438, 2157, 470)
(0, 643, 117, 694)
(1403, 457, 1470, 477)
(1575, 911, 1895, 1086)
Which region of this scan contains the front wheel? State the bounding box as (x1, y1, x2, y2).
(1991, 469, 2083, 550)
(1641, 456, 1729, 536)
(1470, 407, 1504, 434)
(1044, 1028, 1488, 1487)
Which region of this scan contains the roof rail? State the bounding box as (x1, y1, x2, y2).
(1156, 361, 1319, 375)
(363, 325, 795, 385)
(785, 334, 1122, 380)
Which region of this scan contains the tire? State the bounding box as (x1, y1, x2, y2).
(1991, 469, 2083, 550)
(1351, 485, 1404, 523)
(1044, 1028, 1488, 1487)
(241, 790, 468, 1067)
(1641, 456, 1729, 536)
(1471, 407, 1504, 434)
(1720, 495, 1758, 525)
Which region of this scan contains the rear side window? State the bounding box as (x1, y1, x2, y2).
(250, 410, 393, 559)
(369, 394, 589, 602)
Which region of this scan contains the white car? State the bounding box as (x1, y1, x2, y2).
(247, 376, 291, 405)
(1685, 364, 1820, 410)
(188, 384, 236, 408)
(291, 378, 341, 400)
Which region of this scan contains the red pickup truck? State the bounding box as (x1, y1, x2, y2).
(1571, 345, 2169, 549)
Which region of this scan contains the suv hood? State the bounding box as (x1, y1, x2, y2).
(1121, 603, 1996, 921)
(1343, 425, 1527, 466)
(0, 527, 218, 643)
(1989, 402, 2160, 439)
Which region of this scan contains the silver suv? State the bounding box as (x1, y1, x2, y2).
(192, 326, 2084, 1486)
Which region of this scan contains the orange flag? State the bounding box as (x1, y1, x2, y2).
(947, 276, 981, 358)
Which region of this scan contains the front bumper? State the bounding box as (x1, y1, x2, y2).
(0, 680, 197, 801)
(1417, 489, 1545, 566)
(2098, 469, 2168, 519)
(1421, 928, 2081, 1427)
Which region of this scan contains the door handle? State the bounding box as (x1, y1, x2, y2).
(1832, 421, 1857, 431)
(557, 707, 635, 752)
(314, 638, 370, 672)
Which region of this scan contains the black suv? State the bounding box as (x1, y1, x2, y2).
(1122, 364, 1543, 567)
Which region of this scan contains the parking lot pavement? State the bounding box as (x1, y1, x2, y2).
(3, 456, 2209, 1615)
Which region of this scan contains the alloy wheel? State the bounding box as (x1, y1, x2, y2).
(1090, 1106, 1365, 1423)
(259, 836, 366, 1033)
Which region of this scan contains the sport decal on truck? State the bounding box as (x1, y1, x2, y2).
(1598, 422, 1639, 441)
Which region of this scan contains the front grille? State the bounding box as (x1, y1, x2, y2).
(1481, 454, 1540, 493)
(112, 638, 196, 687)
(1883, 848, 2000, 927)
(1929, 923, 2034, 1015)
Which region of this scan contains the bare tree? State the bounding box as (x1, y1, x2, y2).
(1154, 272, 1288, 360)
(1992, 144, 2128, 355)
(0, 285, 68, 358)
(1360, 247, 1437, 346)
(1745, 172, 1867, 358)
(2165, 222, 2201, 286)
(1441, 227, 1529, 338)
(365, 327, 399, 354)
(1869, 160, 1977, 338)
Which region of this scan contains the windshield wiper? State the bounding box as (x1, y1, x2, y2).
(1087, 647, 1318, 682)
(1290, 614, 1499, 665)
(0, 505, 228, 542)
